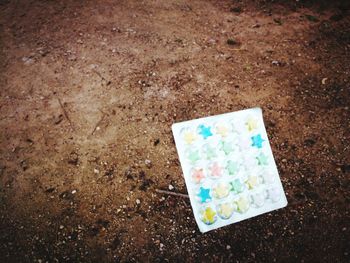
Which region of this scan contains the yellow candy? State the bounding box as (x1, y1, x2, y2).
(216, 125, 229, 137)
(246, 175, 259, 190)
(217, 203, 234, 219)
(236, 196, 250, 213)
(201, 207, 217, 225)
(212, 183, 230, 199)
(183, 131, 196, 144)
(245, 117, 258, 132)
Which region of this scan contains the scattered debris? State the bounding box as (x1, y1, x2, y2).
(90, 109, 107, 136)
(57, 98, 74, 130)
(68, 152, 79, 165)
(155, 189, 189, 198)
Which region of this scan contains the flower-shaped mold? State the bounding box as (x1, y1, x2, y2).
(191, 167, 206, 184)
(215, 123, 230, 138)
(245, 175, 261, 190)
(208, 162, 223, 179)
(245, 116, 258, 132)
(200, 206, 217, 225)
(186, 148, 201, 164)
(230, 178, 244, 194)
(216, 202, 234, 220)
(256, 152, 268, 166)
(220, 140, 235, 156)
(267, 187, 281, 202)
(226, 160, 240, 176)
(202, 143, 217, 160)
(261, 170, 275, 184)
(234, 196, 250, 213)
(181, 128, 197, 145)
(212, 182, 230, 199)
(250, 191, 267, 208)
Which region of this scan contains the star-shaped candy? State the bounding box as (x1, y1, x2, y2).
(210, 162, 222, 178)
(245, 175, 259, 189)
(235, 196, 250, 213)
(226, 160, 239, 175)
(188, 149, 200, 163)
(201, 207, 217, 225)
(230, 178, 244, 194)
(192, 168, 205, 184)
(204, 145, 217, 160)
(183, 131, 196, 144)
(198, 125, 213, 139)
(220, 141, 234, 155)
(251, 134, 265, 148)
(212, 183, 230, 199)
(197, 187, 212, 203)
(256, 152, 268, 165)
(216, 125, 229, 137)
(217, 203, 234, 219)
(245, 117, 258, 132)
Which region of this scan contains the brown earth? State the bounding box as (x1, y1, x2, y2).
(0, 0, 349, 262)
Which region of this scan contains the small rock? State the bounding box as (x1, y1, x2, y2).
(71, 190, 77, 194)
(68, 55, 77, 61)
(59, 225, 64, 229)
(227, 38, 238, 45)
(145, 159, 152, 168)
(226, 245, 231, 250)
(230, 7, 241, 13)
(168, 184, 174, 190)
(94, 168, 100, 174)
(136, 199, 141, 205)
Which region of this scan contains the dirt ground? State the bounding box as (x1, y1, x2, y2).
(0, 0, 349, 262)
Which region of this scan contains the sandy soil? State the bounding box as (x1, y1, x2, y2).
(0, 0, 349, 262)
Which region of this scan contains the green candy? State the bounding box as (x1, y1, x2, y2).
(226, 160, 239, 175)
(188, 149, 200, 163)
(221, 141, 234, 155)
(204, 145, 217, 160)
(230, 179, 244, 194)
(256, 152, 268, 165)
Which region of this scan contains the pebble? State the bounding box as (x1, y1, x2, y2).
(145, 159, 152, 168)
(136, 199, 141, 205)
(59, 225, 64, 229)
(226, 245, 231, 250)
(168, 184, 174, 190)
(94, 168, 100, 174)
(71, 190, 77, 194)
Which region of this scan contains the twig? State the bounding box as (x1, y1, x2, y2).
(90, 109, 106, 136)
(155, 189, 189, 198)
(57, 98, 74, 129)
(92, 69, 111, 86)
